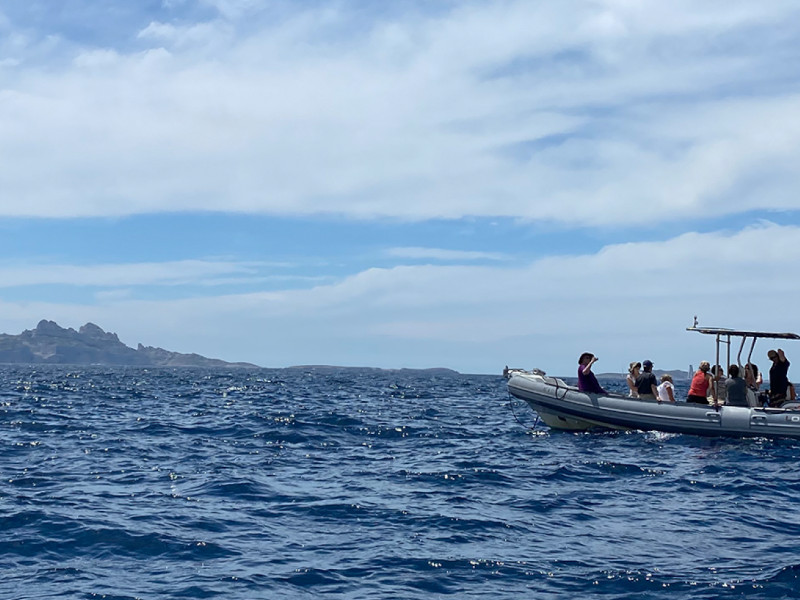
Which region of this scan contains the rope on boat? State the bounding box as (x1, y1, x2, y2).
(507, 391, 543, 431)
(550, 376, 569, 399)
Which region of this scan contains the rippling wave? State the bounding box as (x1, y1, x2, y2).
(1, 366, 799, 599)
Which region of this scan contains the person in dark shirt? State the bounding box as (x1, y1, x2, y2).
(767, 349, 791, 407)
(577, 352, 607, 394)
(725, 364, 749, 407)
(635, 359, 659, 400)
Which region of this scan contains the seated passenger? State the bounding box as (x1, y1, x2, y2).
(745, 363, 762, 391)
(635, 359, 659, 400)
(657, 373, 675, 402)
(687, 362, 715, 404)
(577, 352, 607, 394)
(626, 362, 641, 398)
(725, 364, 748, 407)
(710, 365, 727, 404)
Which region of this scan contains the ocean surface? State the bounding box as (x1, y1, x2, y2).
(1, 366, 799, 600)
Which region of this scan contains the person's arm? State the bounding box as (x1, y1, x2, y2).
(651, 383, 658, 397)
(707, 374, 717, 401)
(584, 356, 598, 374)
(778, 349, 787, 363)
(667, 384, 675, 402)
(627, 375, 636, 394)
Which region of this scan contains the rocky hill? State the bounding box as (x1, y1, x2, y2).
(0, 320, 258, 368)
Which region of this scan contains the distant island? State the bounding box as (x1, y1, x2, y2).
(286, 365, 461, 376)
(0, 321, 466, 373)
(595, 369, 690, 381)
(0, 320, 258, 368)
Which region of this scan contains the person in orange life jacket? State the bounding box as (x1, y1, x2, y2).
(687, 361, 715, 405)
(635, 360, 658, 400)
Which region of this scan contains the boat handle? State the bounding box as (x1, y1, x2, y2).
(705, 412, 721, 422)
(751, 415, 768, 425)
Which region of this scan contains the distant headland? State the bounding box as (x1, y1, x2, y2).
(0, 321, 466, 373)
(0, 320, 258, 368)
(285, 365, 461, 376)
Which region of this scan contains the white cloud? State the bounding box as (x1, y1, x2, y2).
(0, 1, 798, 224)
(0, 259, 263, 288)
(1, 222, 798, 373)
(385, 247, 508, 261)
(200, 0, 264, 21)
(137, 20, 231, 49)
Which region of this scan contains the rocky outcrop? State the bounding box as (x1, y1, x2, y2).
(0, 320, 258, 367)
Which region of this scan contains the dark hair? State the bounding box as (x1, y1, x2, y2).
(728, 364, 740, 378)
(578, 352, 594, 364)
(746, 363, 759, 377)
(710, 365, 723, 377)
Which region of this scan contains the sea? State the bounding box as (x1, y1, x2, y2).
(1, 366, 799, 600)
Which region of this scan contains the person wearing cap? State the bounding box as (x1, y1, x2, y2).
(687, 361, 715, 405)
(767, 348, 791, 407)
(635, 360, 659, 400)
(577, 352, 608, 394)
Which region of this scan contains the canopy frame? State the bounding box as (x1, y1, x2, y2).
(687, 317, 800, 376)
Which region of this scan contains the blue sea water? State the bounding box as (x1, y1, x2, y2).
(1, 366, 799, 600)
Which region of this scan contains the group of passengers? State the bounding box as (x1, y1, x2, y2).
(577, 352, 663, 400)
(687, 348, 794, 407)
(577, 349, 794, 408)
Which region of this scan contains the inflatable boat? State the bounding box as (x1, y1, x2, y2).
(507, 323, 800, 439)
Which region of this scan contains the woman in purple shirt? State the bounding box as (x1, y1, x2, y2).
(578, 352, 608, 394)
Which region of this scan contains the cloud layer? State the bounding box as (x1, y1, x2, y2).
(1, 1, 800, 224)
(0, 223, 796, 373)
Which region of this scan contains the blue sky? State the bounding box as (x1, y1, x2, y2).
(2, 0, 800, 374)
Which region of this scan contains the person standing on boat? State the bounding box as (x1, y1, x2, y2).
(767, 349, 791, 407)
(687, 361, 715, 404)
(725, 364, 749, 407)
(577, 352, 607, 394)
(626, 362, 641, 398)
(635, 360, 659, 400)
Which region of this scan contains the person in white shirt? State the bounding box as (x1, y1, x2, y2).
(657, 373, 675, 403)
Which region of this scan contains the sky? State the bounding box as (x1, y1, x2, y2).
(1, 0, 800, 375)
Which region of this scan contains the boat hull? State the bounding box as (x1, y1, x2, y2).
(508, 372, 800, 439)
